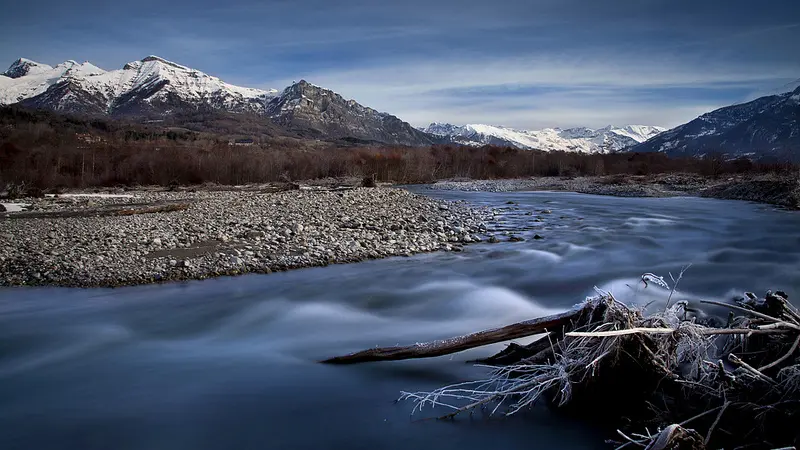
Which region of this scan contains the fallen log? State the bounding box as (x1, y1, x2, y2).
(320, 306, 587, 364)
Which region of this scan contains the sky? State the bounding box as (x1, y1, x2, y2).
(1, 0, 799, 129)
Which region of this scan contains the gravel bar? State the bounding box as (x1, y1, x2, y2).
(0, 188, 492, 287)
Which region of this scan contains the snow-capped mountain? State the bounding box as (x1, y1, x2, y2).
(630, 86, 800, 161)
(0, 56, 436, 146)
(267, 80, 435, 146)
(0, 56, 278, 116)
(424, 123, 665, 153)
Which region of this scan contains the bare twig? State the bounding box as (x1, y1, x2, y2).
(615, 430, 648, 449)
(567, 328, 675, 337)
(759, 334, 800, 372)
(704, 401, 731, 445)
(729, 354, 776, 384)
(567, 327, 789, 338)
(678, 404, 725, 427)
(664, 264, 691, 312)
(700, 300, 800, 330)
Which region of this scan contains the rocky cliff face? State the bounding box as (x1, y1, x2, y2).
(266, 81, 436, 146)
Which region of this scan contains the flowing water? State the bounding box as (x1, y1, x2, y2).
(1, 190, 799, 450)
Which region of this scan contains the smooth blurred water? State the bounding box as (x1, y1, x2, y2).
(1, 190, 798, 450)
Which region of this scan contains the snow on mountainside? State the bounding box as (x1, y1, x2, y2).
(0, 59, 106, 105)
(424, 123, 665, 153)
(0, 56, 278, 116)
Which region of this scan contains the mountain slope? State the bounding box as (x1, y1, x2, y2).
(630, 87, 800, 160)
(267, 80, 436, 146)
(424, 123, 665, 153)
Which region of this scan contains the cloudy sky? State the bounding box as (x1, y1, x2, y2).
(2, 0, 798, 129)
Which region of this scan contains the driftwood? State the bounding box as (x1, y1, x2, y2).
(321, 280, 800, 450)
(321, 308, 585, 364)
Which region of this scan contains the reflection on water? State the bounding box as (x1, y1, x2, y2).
(1, 190, 798, 450)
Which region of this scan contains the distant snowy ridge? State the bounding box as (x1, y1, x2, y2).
(424, 123, 666, 153)
(0, 56, 278, 115)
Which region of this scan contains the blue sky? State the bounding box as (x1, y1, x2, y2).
(2, 0, 799, 129)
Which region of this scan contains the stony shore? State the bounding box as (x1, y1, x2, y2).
(0, 188, 494, 288)
(431, 174, 800, 209)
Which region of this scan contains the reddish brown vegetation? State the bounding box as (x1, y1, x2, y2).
(1, 106, 796, 189)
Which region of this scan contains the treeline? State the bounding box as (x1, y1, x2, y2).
(2, 140, 797, 189)
(1, 106, 797, 189)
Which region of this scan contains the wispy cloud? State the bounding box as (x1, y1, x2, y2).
(1, 0, 798, 129)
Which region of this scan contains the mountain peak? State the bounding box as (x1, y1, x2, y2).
(285, 79, 323, 92)
(3, 58, 52, 79)
(267, 80, 433, 146)
(140, 55, 191, 71)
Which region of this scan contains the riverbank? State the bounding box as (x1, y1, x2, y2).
(0, 187, 494, 287)
(431, 173, 800, 209)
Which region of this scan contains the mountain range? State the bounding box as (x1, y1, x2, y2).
(0, 56, 432, 146)
(1, 56, 799, 160)
(424, 123, 666, 153)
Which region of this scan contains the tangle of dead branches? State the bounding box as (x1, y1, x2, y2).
(325, 275, 800, 449)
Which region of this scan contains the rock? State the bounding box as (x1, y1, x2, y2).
(509, 235, 525, 242)
(152, 238, 162, 246)
(0, 204, 5, 212)
(540, 209, 552, 214)
(488, 236, 500, 244)
(533, 234, 543, 240)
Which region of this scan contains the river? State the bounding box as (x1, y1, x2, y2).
(1, 190, 798, 450)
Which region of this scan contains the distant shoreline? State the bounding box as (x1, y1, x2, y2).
(429, 174, 800, 209)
